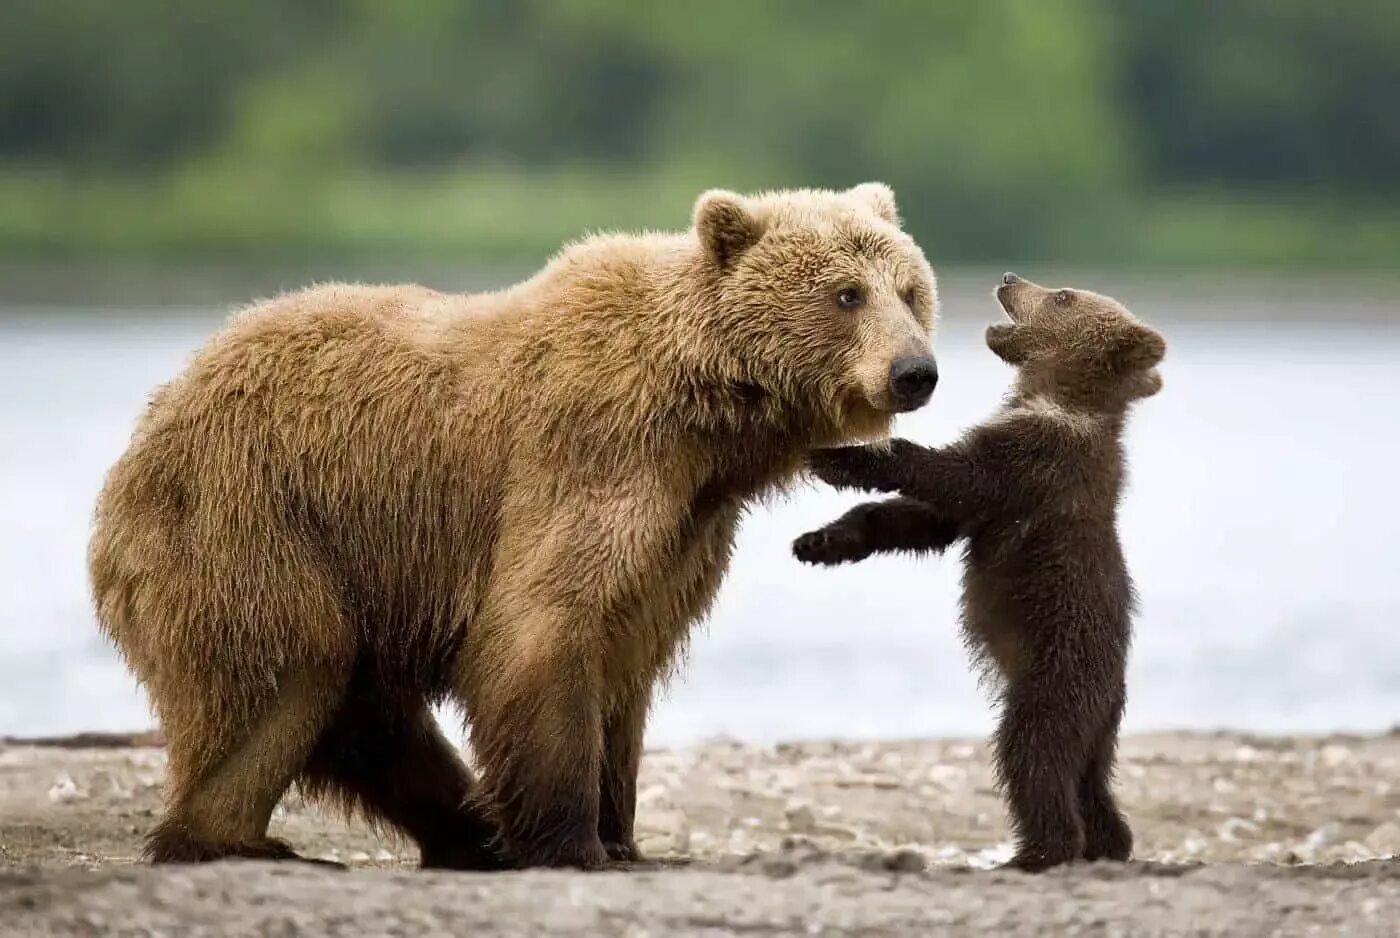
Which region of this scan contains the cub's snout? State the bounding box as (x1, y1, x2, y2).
(996, 271, 1026, 319)
(889, 354, 938, 412)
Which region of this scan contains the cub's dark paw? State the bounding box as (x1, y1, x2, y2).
(793, 525, 872, 565)
(1082, 811, 1133, 863)
(1006, 833, 1086, 873)
(604, 839, 644, 862)
(807, 446, 890, 492)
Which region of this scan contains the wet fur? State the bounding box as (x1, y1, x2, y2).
(89, 184, 937, 869)
(794, 277, 1164, 871)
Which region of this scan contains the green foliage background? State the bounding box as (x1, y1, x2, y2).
(1, 0, 1396, 267)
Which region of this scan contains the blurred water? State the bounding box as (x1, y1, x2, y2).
(2, 287, 1398, 744)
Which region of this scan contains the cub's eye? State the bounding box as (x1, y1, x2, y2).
(901, 287, 918, 310)
(1054, 289, 1074, 306)
(836, 286, 865, 310)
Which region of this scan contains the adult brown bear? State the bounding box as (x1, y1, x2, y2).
(89, 184, 939, 869)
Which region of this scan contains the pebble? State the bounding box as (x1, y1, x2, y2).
(726, 828, 756, 855)
(1319, 744, 1352, 767)
(47, 772, 81, 803)
(1299, 822, 1340, 855)
(784, 801, 817, 834)
(1363, 821, 1400, 855)
(967, 842, 1014, 870)
(1217, 817, 1258, 841)
(926, 764, 962, 786)
(860, 847, 926, 874)
(637, 784, 670, 807)
(642, 809, 690, 854)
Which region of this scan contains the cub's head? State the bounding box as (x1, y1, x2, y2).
(692, 183, 938, 445)
(989, 273, 1165, 409)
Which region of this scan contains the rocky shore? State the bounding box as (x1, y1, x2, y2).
(2, 731, 1397, 935)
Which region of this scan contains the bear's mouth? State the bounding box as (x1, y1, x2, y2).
(995, 284, 1021, 321)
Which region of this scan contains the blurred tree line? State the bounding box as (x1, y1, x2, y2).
(0, 0, 1396, 267)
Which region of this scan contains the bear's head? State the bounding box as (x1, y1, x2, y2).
(989, 273, 1166, 409)
(692, 183, 938, 445)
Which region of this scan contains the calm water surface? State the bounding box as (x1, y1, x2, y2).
(2, 278, 1397, 743)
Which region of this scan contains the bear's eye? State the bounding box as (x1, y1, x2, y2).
(1055, 289, 1074, 306)
(836, 286, 865, 310)
(901, 287, 918, 310)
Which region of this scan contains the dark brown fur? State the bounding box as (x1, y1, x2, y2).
(794, 273, 1165, 871)
(89, 185, 939, 869)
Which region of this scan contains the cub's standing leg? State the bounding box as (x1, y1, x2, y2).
(301, 689, 504, 870)
(993, 648, 1119, 871)
(1078, 690, 1133, 862)
(793, 496, 959, 565)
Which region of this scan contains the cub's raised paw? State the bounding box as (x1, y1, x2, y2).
(793, 525, 871, 565)
(807, 446, 890, 492)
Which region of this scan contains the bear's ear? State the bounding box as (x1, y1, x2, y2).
(848, 182, 900, 226)
(1110, 321, 1166, 373)
(694, 189, 764, 270)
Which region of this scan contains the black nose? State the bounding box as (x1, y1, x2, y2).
(1002, 271, 1021, 285)
(889, 355, 938, 411)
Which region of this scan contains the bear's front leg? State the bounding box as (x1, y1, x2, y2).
(460, 475, 701, 869)
(462, 628, 608, 870)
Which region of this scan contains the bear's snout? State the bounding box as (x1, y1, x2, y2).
(889, 355, 938, 412)
(1001, 271, 1021, 285)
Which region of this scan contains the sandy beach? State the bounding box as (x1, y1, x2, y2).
(1, 730, 1396, 935)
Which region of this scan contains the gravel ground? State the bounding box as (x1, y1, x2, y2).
(1, 731, 1397, 936)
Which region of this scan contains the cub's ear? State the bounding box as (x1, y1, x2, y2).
(694, 189, 764, 270)
(1111, 321, 1166, 372)
(985, 322, 1030, 364)
(848, 182, 900, 226)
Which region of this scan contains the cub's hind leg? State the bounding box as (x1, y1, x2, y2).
(991, 651, 1119, 871)
(1079, 690, 1133, 862)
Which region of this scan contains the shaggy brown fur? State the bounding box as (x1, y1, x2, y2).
(89, 184, 939, 869)
(793, 273, 1165, 871)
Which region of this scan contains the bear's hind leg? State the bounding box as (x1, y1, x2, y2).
(149, 664, 347, 866)
(1079, 696, 1133, 862)
(599, 689, 648, 863)
(301, 699, 504, 870)
(993, 669, 1104, 872)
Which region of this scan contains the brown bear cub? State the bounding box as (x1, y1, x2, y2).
(90, 184, 939, 870)
(794, 273, 1165, 871)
